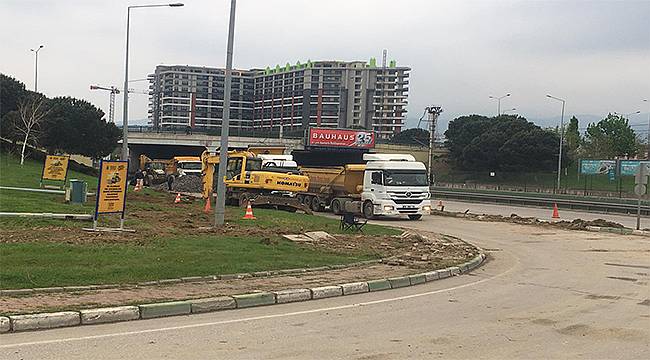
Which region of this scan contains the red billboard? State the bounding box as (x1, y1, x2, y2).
(308, 128, 375, 149)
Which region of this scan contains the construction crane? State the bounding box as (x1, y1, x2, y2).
(90, 85, 150, 124)
(89, 85, 120, 124)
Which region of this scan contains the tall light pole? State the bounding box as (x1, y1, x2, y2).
(215, 0, 237, 226)
(547, 94, 566, 191)
(121, 3, 184, 162)
(30, 45, 44, 92)
(645, 99, 649, 159)
(489, 93, 510, 116)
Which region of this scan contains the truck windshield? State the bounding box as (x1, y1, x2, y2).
(383, 170, 428, 186)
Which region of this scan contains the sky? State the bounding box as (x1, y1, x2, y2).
(1, 0, 649, 134)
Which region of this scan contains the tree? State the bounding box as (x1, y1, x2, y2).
(582, 113, 638, 159)
(43, 97, 121, 159)
(0, 74, 27, 120)
(445, 114, 561, 172)
(12, 95, 49, 164)
(389, 128, 429, 146)
(564, 116, 581, 163)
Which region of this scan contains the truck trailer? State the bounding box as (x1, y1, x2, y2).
(298, 153, 432, 220)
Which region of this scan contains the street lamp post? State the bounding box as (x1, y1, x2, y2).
(546, 94, 566, 191)
(645, 100, 649, 159)
(489, 93, 510, 116)
(215, 0, 238, 226)
(30, 45, 44, 92)
(121, 3, 184, 162)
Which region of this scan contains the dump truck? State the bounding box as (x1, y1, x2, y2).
(138, 155, 202, 186)
(298, 153, 432, 220)
(201, 150, 311, 213)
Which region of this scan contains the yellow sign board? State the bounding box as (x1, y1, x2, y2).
(42, 155, 70, 182)
(96, 160, 128, 215)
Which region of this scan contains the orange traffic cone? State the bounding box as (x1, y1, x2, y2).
(134, 179, 141, 192)
(552, 203, 560, 219)
(204, 198, 212, 213)
(174, 193, 182, 204)
(243, 200, 256, 220)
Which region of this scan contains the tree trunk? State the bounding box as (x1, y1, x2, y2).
(20, 130, 30, 165)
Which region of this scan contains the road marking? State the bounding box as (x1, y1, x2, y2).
(0, 264, 516, 349)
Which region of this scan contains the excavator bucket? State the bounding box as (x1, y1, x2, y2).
(246, 194, 313, 215)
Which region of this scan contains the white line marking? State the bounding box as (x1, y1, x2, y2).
(0, 265, 515, 349)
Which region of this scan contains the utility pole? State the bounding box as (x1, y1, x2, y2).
(422, 106, 443, 184)
(215, 0, 237, 226)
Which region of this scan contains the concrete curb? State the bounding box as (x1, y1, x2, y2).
(2, 253, 486, 333)
(585, 226, 647, 237)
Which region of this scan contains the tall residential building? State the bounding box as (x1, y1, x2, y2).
(148, 59, 410, 138)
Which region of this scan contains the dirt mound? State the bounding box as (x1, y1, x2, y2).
(153, 175, 203, 193)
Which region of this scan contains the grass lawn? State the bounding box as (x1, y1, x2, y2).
(0, 235, 377, 289)
(0, 153, 400, 289)
(0, 152, 98, 190)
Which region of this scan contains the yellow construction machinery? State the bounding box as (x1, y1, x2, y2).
(201, 150, 311, 213)
(139, 155, 202, 186)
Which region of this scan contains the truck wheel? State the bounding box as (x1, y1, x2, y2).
(363, 201, 374, 219)
(331, 199, 342, 214)
(408, 214, 423, 221)
(311, 198, 322, 212)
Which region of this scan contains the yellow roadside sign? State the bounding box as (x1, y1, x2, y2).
(42, 155, 70, 181)
(95, 160, 128, 215)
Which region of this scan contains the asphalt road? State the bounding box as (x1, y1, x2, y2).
(438, 199, 650, 229)
(1, 216, 649, 359)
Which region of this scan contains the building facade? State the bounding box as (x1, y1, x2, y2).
(148, 59, 409, 138)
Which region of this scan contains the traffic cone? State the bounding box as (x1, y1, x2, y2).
(552, 203, 560, 219)
(174, 193, 182, 204)
(243, 200, 256, 220)
(204, 198, 212, 213)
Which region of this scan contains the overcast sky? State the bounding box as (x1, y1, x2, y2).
(1, 0, 649, 133)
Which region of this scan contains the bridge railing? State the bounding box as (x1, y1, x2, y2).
(125, 125, 305, 139)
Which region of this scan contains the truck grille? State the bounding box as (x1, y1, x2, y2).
(393, 199, 425, 205)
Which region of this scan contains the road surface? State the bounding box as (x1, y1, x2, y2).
(1, 216, 649, 359)
(438, 199, 649, 229)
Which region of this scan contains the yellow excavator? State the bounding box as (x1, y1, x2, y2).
(201, 150, 311, 213)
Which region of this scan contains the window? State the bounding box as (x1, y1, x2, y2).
(355, 84, 361, 90)
(371, 172, 383, 185)
(353, 105, 360, 110)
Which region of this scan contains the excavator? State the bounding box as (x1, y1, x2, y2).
(200, 150, 312, 213)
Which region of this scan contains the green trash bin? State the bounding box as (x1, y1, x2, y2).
(69, 179, 87, 204)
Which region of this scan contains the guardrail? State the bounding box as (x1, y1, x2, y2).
(430, 189, 650, 216)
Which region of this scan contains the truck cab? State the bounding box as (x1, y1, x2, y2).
(173, 156, 202, 177)
(360, 154, 432, 220)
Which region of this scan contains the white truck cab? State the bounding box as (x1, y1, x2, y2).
(360, 153, 432, 220)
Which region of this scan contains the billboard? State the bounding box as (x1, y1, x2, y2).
(308, 128, 375, 149)
(95, 160, 128, 216)
(620, 160, 650, 176)
(579, 160, 616, 175)
(42, 155, 70, 182)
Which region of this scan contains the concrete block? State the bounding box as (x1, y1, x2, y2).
(388, 276, 411, 289)
(157, 278, 182, 285)
(304, 231, 336, 242)
(307, 266, 329, 272)
(139, 301, 191, 319)
(10, 311, 80, 332)
(232, 292, 276, 308)
(253, 271, 271, 277)
(33, 287, 65, 294)
(367, 279, 391, 292)
(423, 271, 440, 282)
(310, 286, 343, 299)
(1, 289, 34, 296)
(437, 269, 451, 279)
(62, 286, 93, 292)
(274, 289, 312, 304)
(458, 263, 471, 273)
(340, 282, 369, 295)
(80, 306, 139, 325)
(408, 274, 426, 285)
(190, 297, 236, 313)
(0, 316, 10, 333)
(181, 276, 204, 283)
(449, 266, 461, 276)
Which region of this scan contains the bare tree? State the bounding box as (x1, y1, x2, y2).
(15, 95, 49, 165)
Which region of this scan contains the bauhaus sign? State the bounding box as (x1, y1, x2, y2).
(308, 128, 375, 148)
